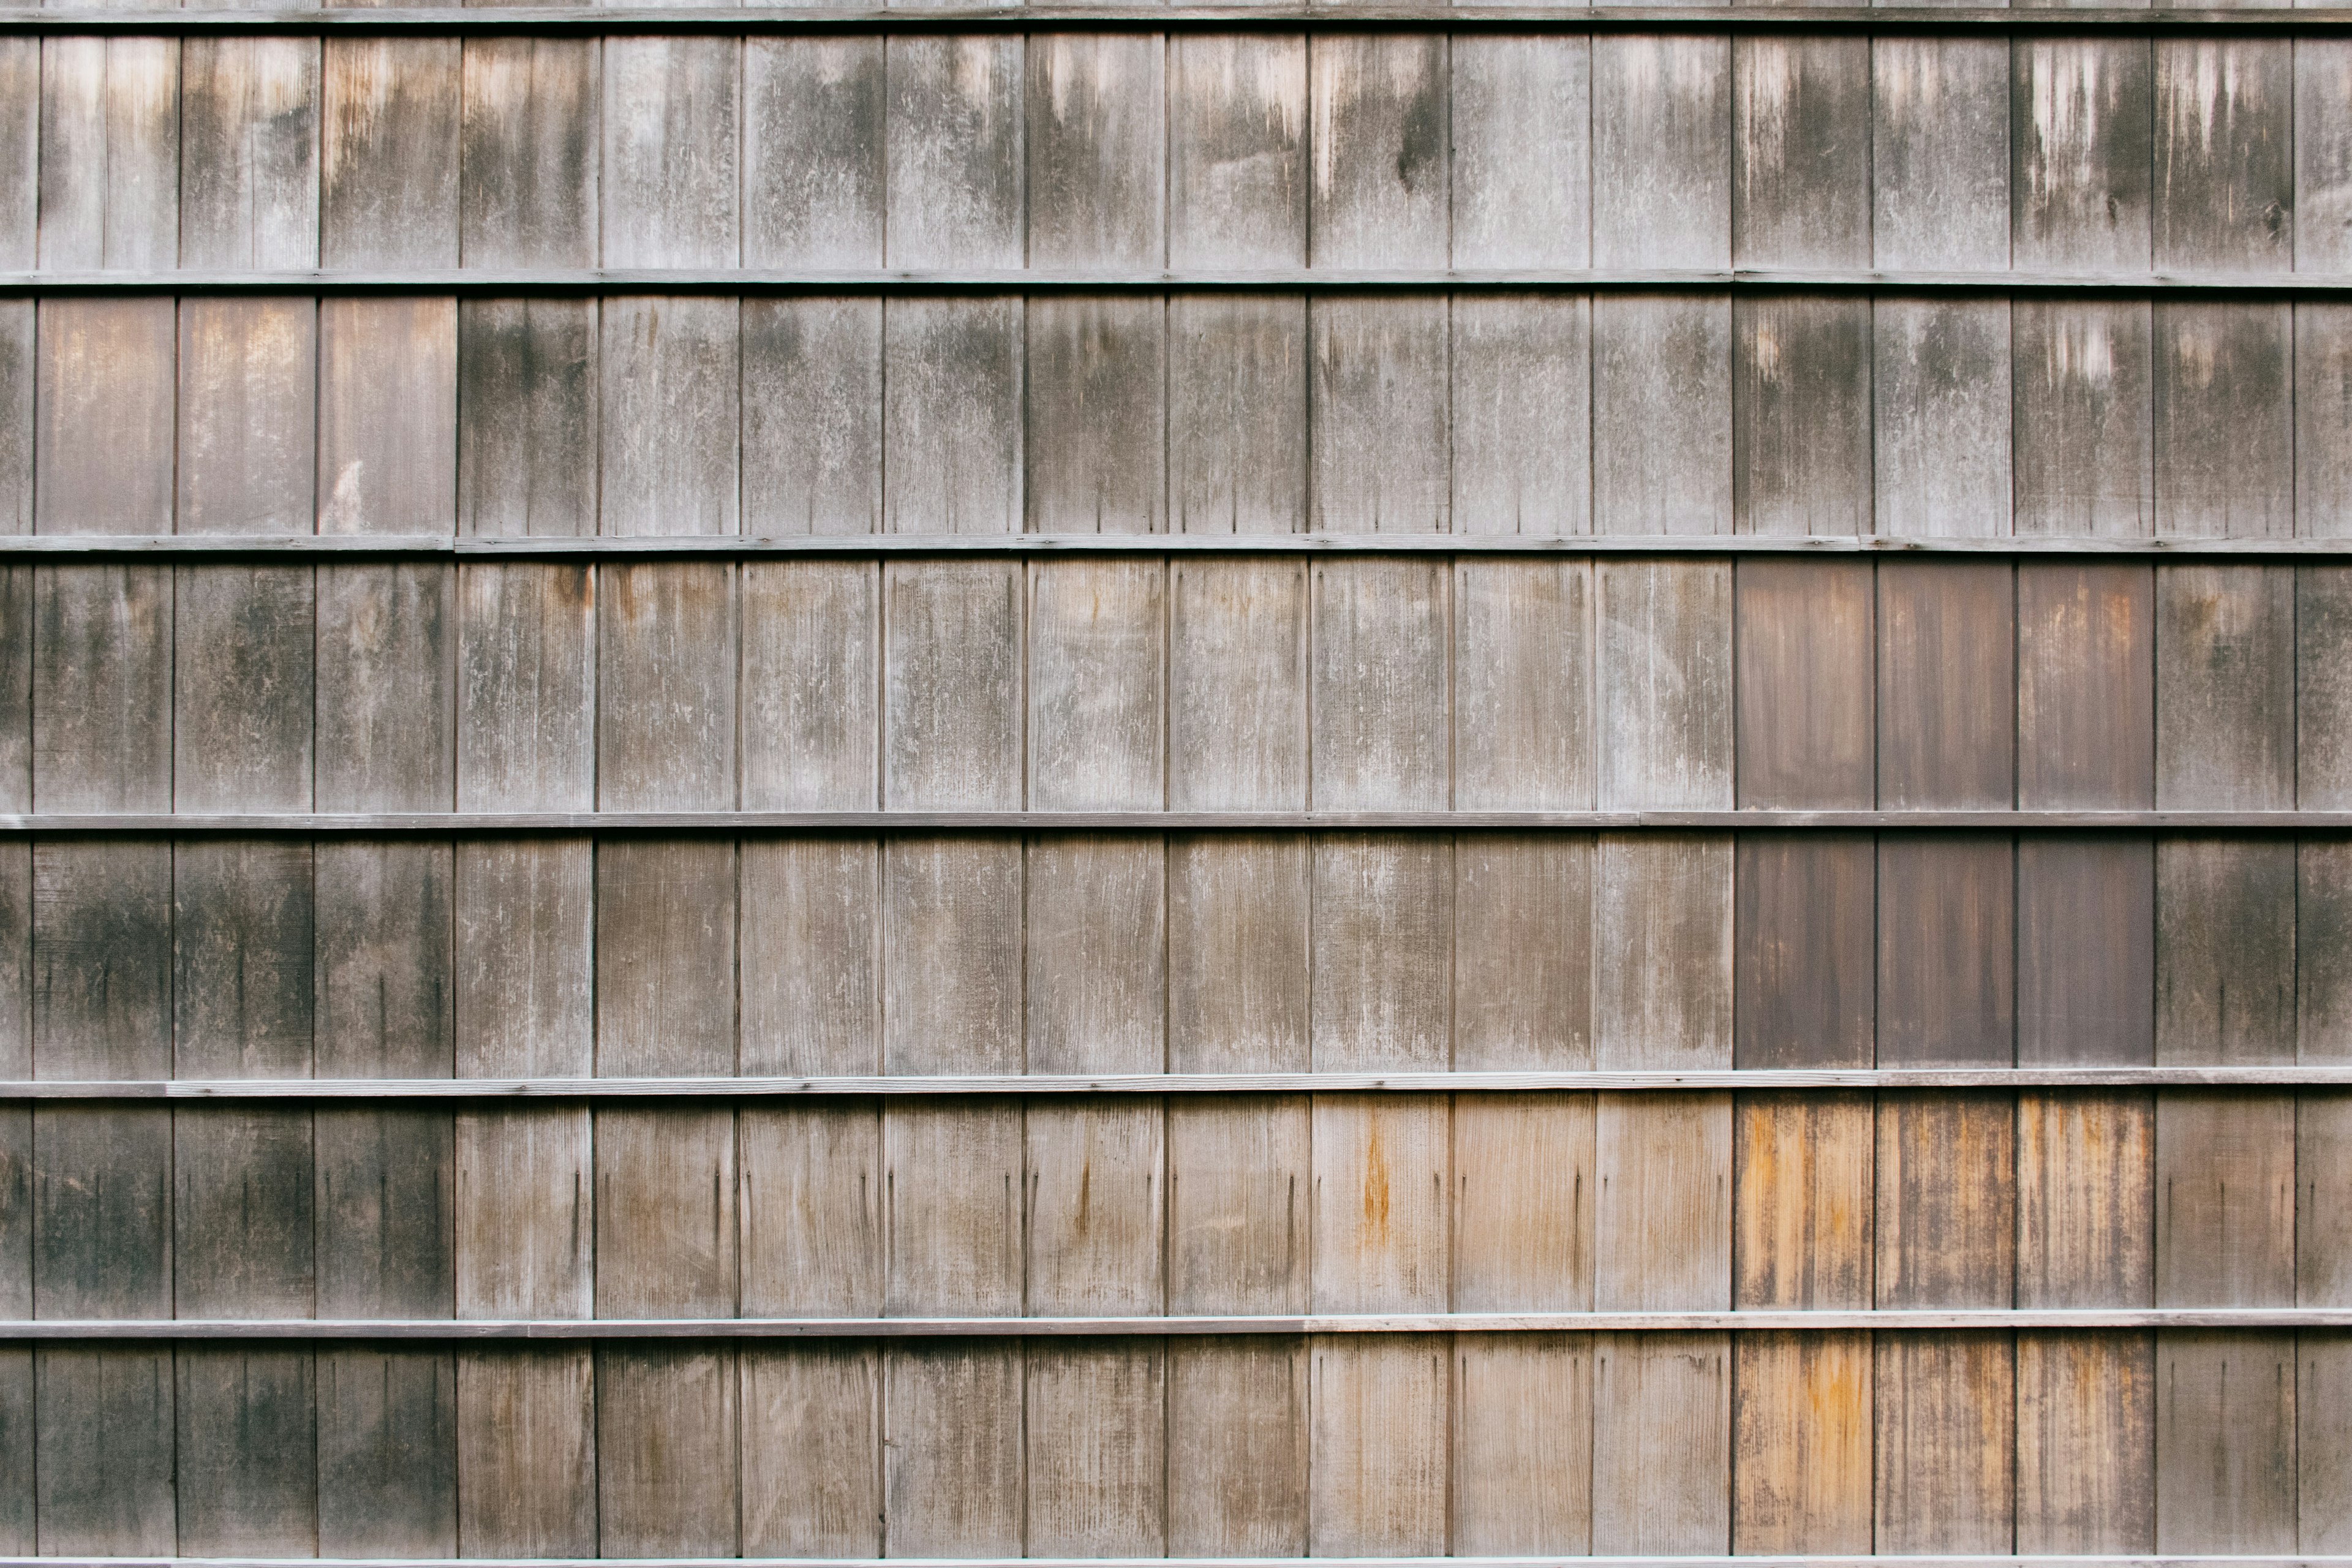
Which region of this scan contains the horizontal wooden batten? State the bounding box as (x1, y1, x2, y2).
(12, 1066, 2352, 1098)
(1, 809, 2348, 835)
(1, 4, 2349, 29)
(0, 1561, 2345, 1568)
(7, 532, 2352, 562)
(5, 267, 2351, 296)
(5, 1308, 2352, 1338)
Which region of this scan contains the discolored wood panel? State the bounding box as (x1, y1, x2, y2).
(1735, 834, 1874, 1071)
(2018, 1330, 2156, 1553)
(1593, 1333, 1730, 1555)
(1732, 1330, 1872, 1554)
(2018, 1090, 2156, 1308)
(1455, 1333, 1594, 1554)
(1307, 1336, 1449, 1557)
(1875, 1332, 2016, 1555)
(1733, 1091, 1872, 1311)
(1734, 559, 1873, 808)
(1877, 1092, 2016, 1308)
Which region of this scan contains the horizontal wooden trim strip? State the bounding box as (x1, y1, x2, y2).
(1, 4, 2349, 31)
(3, 532, 2346, 561)
(1, 809, 2347, 835)
(0, 1560, 2346, 1568)
(10, 1066, 2351, 1099)
(2, 267, 2350, 296)
(1, 1309, 2348, 1338)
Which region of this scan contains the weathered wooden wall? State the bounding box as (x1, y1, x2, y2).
(1, 7, 2350, 1561)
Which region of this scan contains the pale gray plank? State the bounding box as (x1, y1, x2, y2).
(2303, 841, 2352, 1061)
(2302, 1333, 2352, 1551)
(2154, 39, 2294, 273)
(881, 1343, 1022, 1556)
(2013, 38, 2154, 271)
(1025, 1341, 1166, 1555)
(886, 36, 1024, 270)
(740, 841, 879, 1075)
(2156, 1089, 2296, 1305)
(318, 298, 458, 534)
(1169, 558, 1306, 810)
(1306, 1335, 1449, 1555)
(1311, 837, 1452, 1070)
(1025, 838, 1164, 1074)
(741, 1344, 882, 1556)
(37, 38, 179, 271)
(1168, 294, 1308, 534)
(1451, 295, 1591, 537)
(595, 1106, 737, 1316)
(1308, 34, 1447, 269)
(600, 37, 738, 268)
(318, 565, 454, 814)
(883, 1101, 1022, 1313)
(1030, 560, 1163, 811)
(1168, 1338, 1306, 1555)
(1872, 37, 2011, 271)
(881, 840, 1020, 1074)
(1455, 837, 1594, 1071)
(1596, 1090, 1732, 1309)
(2154, 303, 2294, 538)
(1026, 296, 1166, 535)
(321, 38, 461, 269)
(1168, 34, 1306, 270)
(456, 300, 599, 537)
(1454, 1093, 1594, 1308)
(1596, 560, 1733, 810)
(456, 562, 594, 812)
(0, 306, 28, 535)
(1455, 1333, 1593, 1553)
(598, 298, 742, 537)
(884, 560, 1022, 810)
(1594, 834, 1733, 1071)
(173, 565, 314, 813)
(176, 297, 315, 535)
(1733, 295, 1871, 537)
(1592, 295, 1733, 535)
(454, 1106, 592, 1319)
(1591, 1332, 1730, 1553)
(0, 42, 32, 272)
(1310, 557, 1447, 809)
(1167, 1094, 1308, 1311)
(459, 38, 597, 268)
(1310, 298, 1448, 533)
(742, 298, 883, 536)
(454, 841, 593, 1077)
(1874, 297, 2013, 537)
(1451, 36, 1588, 269)
(2015, 301, 2154, 537)
(1592, 35, 1730, 269)
(1027, 33, 1163, 271)
(34, 301, 175, 535)
(883, 298, 1024, 535)
(179, 37, 320, 270)
(739, 1104, 881, 1314)
(595, 839, 737, 1076)
(745, 39, 884, 268)
(2300, 40, 2352, 274)
(1732, 37, 1870, 268)
(1311, 1095, 1448, 1310)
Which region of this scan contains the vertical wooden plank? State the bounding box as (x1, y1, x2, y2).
(179, 37, 320, 269)
(175, 298, 316, 533)
(456, 560, 595, 812)
(598, 299, 742, 538)
(1733, 295, 1872, 538)
(318, 298, 458, 533)
(315, 1105, 454, 1317)
(2014, 301, 2154, 536)
(35, 301, 175, 534)
(33, 1348, 176, 1554)
(1454, 559, 1593, 812)
(1311, 838, 1452, 1071)
(0, 1348, 25, 1552)
(1734, 834, 1875, 1069)
(1451, 295, 1590, 538)
(1455, 1333, 1593, 1554)
(741, 1344, 882, 1557)
(1168, 1093, 1307, 1314)
(1311, 1094, 1449, 1311)
(321, 39, 461, 269)
(2155, 1331, 2298, 1551)
(2014, 38, 2154, 271)
(1731, 1330, 1873, 1553)
(1169, 1337, 1306, 1555)
(886, 35, 1024, 270)
(882, 1343, 1023, 1556)
(595, 1107, 737, 1317)
(1592, 34, 1730, 270)
(0, 1106, 23, 1317)
(459, 37, 597, 269)
(454, 842, 592, 1076)
(1308, 1335, 1449, 1556)
(37, 37, 179, 271)
(1029, 559, 1164, 815)
(174, 1106, 314, 1316)
(0, 306, 27, 537)
(1877, 1091, 2018, 1306)
(1309, 33, 1446, 268)
(1169, 295, 1308, 534)
(1874, 298, 2014, 537)
(1452, 34, 1589, 268)
(597, 1346, 741, 1556)
(454, 1107, 591, 1319)
(1596, 560, 1732, 809)
(2306, 1333, 2352, 1552)
(1453, 1093, 1594, 1310)
(175, 1348, 317, 1555)
(1593, 295, 1733, 535)
(2301, 1092, 2352, 1303)
(1593, 1333, 1731, 1553)
(1877, 837, 2015, 1066)
(2158, 565, 2296, 810)
(1874, 1332, 2016, 1553)
(2304, 842, 2352, 1061)
(1169, 557, 1305, 812)
(2157, 840, 2296, 1064)
(2304, 566, 2352, 812)
(1734, 558, 1873, 805)
(2154, 39, 2294, 273)
(884, 1100, 1023, 1314)
(1594, 835, 1733, 1070)
(1025, 1094, 1163, 1311)
(740, 842, 878, 1075)
(2017, 1330, 2157, 1551)
(317, 567, 454, 816)
(2154, 303, 2295, 538)
(2156, 1090, 2296, 1305)
(1310, 557, 1447, 810)
(1873, 37, 2011, 271)
(1455, 838, 1593, 1071)
(2296, 304, 2352, 538)
(2017, 563, 2156, 809)
(601, 36, 737, 266)
(1877, 560, 2015, 807)
(1168, 33, 1306, 271)
(881, 840, 1022, 1076)
(1596, 1091, 1732, 1309)
(2018, 1090, 2156, 1307)
(746, 37, 884, 267)
(883, 298, 1024, 534)
(1310, 298, 1449, 533)
(454, 1347, 597, 1555)
(1027, 296, 1166, 534)
(1026, 1341, 1166, 1556)
(1732, 1090, 1873, 1310)
(743, 299, 883, 537)
(172, 839, 314, 1076)
(32, 1104, 170, 1317)
(1028, 32, 1163, 270)
(740, 1105, 880, 1314)
(0, 40, 34, 279)
(456, 300, 598, 537)
(317, 1347, 457, 1555)
(1732, 37, 1870, 268)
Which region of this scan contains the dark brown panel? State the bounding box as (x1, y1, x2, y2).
(2017, 564, 2154, 810)
(1734, 559, 1873, 809)
(1877, 836, 2014, 1068)
(2018, 837, 2155, 1068)
(1735, 834, 1873, 1070)
(1876, 560, 2014, 810)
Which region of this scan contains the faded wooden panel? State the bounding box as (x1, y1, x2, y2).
(172, 840, 315, 1077)
(881, 840, 1021, 1074)
(32, 1106, 171, 1317)
(321, 39, 461, 268)
(1874, 37, 2011, 270)
(2154, 39, 2294, 273)
(597, 1346, 741, 1556)
(37, 38, 179, 270)
(318, 299, 458, 533)
(883, 299, 1023, 535)
(1874, 298, 2013, 537)
(175, 1106, 314, 1317)
(1595, 834, 1733, 1071)
(456, 562, 594, 812)
(318, 1347, 456, 1556)
(1455, 559, 1593, 811)
(0, 575, 19, 816)
(1454, 1093, 1594, 1310)
(1735, 558, 1872, 805)
(601, 37, 737, 268)
(1309, 34, 1446, 268)
(1592, 1333, 1731, 1554)
(1311, 1095, 1448, 1311)
(2298, 304, 2352, 537)
(0, 308, 26, 535)
(1455, 1334, 1594, 1554)
(1026, 840, 1163, 1074)
(886, 37, 1023, 269)
(1308, 1336, 1449, 1556)
(1030, 560, 1163, 811)
(1310, 298, 1449, 533)
(454, 1107, 591, 1319)
(746, 38, 884, 268)
(2157, 839, 2296, 1065)
(884, 1102, 1023, 1314)
(2156, 1090, 2296, 1306)
(318, 565, 454, 813)
(1732, 37, 1870, 268)
(1596, 560, 1732, 809)
(1168, 1095, 1308, 1313)
(0, 1106, 23, 1314)
(180, 38, 320, 268)
(1026, 1097, 1163, 1313)
(454, 1348, 597, 1555)
(1452, 36, 1588, 268)
(1455, 837, 1593, 1071)
(1311, 837, 1452, 1071)
(34, 1348, 176, 1555)
(881, 1343, 1023, 1556)
(459, 37, 597, 268)
(315, 1106, 455, 1317)
(1734, 834, 1874, 1069)
(2018, 1090, 2157, 1307)
(1028, 297, 1168, 535)
(2017, 563, 2156, 808)
(595, 1107, 737, 1317)
(2306, 1335, 2352, 1552)
(32, 842, 170, 1077)
(34, 301, 176, 535)
(740, 842, 880, 1076)
(174, 567, 313, 814)
(1592, 35, 1729, 268)
(1875, 1332, 2016, 1553)
(1878, 560, 2015, 807)
(595, 841, 737, 1075)
(740, 1105, 881, 1315)
(741, 1344, 882, 1558)
(1731, 1330, 1873, 1553)
(1026, 1341, 1166, 1555)
(1732, 1090, 1873, 1310)
(2301, 1092, 2352, 1303)
(1169, 1338, 1308, 1555)
(2304, 40, 2352, 273)
(1452, 295, 1591, 538)
(1168, 34, 1306, 271)
(2305, 567, 2352, 809)
(599, 298, 742, 537)
(456, 299, 598, 536)
(1877, 837, 2015, 1066)
(1593, 295, 1733, 534)
(2305, 842, 2352, 1060)
(1596, 1091, 1732, 1310)
(2157, 565, 2296, 809)
(1310, 558, 1447, 809)
(2018, 1330, 2157, 1551)
(2154, 303, 2294, 538)
(1169, 558, 1306, 811)
(0, 1348, 24, 1551)
(0, 42, 32, 273)
(1169, 295, 1309, 534)
(2014, 39, 2154, 270)
(1027, 33, 1162, 270)
(176, 297, 315, 533)
(2014, 300, 2155, 537)
(743, 299, 883, 536)
(454, 842, 593, 1077)
(1733, 296, 1872, 538)
(176, 1348, 318, 1555)
(2155, 1330, 2297, 1552)
(1877, 1091, 2017, 1306)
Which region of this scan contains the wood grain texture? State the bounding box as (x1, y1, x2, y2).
(2019, 838, 2155, 1068)
(1308, 1335, 1449, 1556)
(2018, 1330, 2155, 1551)
(1310, 298, 1449, 534)
(1877, 836, 2015, 1067)
(1596, 834, 1733, 1071)
(454, 1347, 597, 1555)
(2018, 563, 2155, 809)
(35, 303, 175, 535)
(1597, 560, 1732, 810)
(1733, 37, 1869, 270)
(2154, 303, 2294, 539)
(1593, 35, 1728, 270)
(180, 38, 319, 269)
(1169, 294, 1308, 534)
(0, 1348, 24, 1552)
(1593, 295, 1733, 535)
(1168, 1095, 1308, 1314)
(174, 1105, 314, 1317)
(886, 37, 1023, 271)
(1025, 1340, 1165, 1555)
(315, 1106, 455, 1318)
(741, 1344, 881, 1557)
(1454, 559, 1594, 811)
(1877, 1091, 2016, 1308)
(1024, 839, 1163, 1069)
(1874, 298, 2013, 538)
(455, 1107, 592, 1319)
(1310, 837, 1452, 1071)
(1596, 1091, 1731, 1310)
(1732, 1330, 1872, 1553)
(460, 38, 596, 270)
(1733, 1090, 1872, 1310)
(597, 1345, 741, 1556)
(1874, 37, 2011, 272)
(2015, 38, 2153, 271)
(1455, 1333, 1593, 1553)
(595, 1106, 737, 1317)
(457, 300, 598, 537)
(601, 37, 737, 270)
(1454, 1092, 1594, 1311)
(38, 38, 179, 271)
(2302, 1091, 2352, 1305)
(32, 1105, 170, 1317)
(1169, 35, 1304, 272)
(1735, 834, 1874, 1070)
(1455, 836, 1593, 1071)
(740, 841, 880, 1076)
(2157, 565, 2295, 810)
(1311, 1095, 1448, 1312)
(2297, 304, 2352, 538)
(882, 1343, 1023, 1556)
(1875, 1331, 2016, 1553)
(1452, 295, 1591, 538)
(34, 1347, 176, 1554)
(322, 39, 460, 269)
(2154, 39, 2293, 274)
(1025, 1098, 1163, 1314)
(884, 1101, 1023, 1315)
(1735, 559, 1872, 806)
(319, 298, 458, 534)
(2155, 1329, 2297, 1551)
(741, 1105, 881, 1315)
(1311, 558, 1446, 810)
(1169, 1337, 1307, 1555)
(2305, 1332, 2352, 1553)
(598, 298, 742, 537)
(1593, 1332, 1730, 1554)
(746, 39, 883, 270)
(1733, 295, 1871, 538)
(2157, 839, 2296, 1065)
(175, 1346, 317, 1555)
(2014, 301, 2154, 537)
(2018, 1090, 2157, 1308)
(1452, 36, 1588, 270)
(1877, 560, 2015, 809)
(317, 1347, 456, 1556)
(2157, 1090, 2296, 1306)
